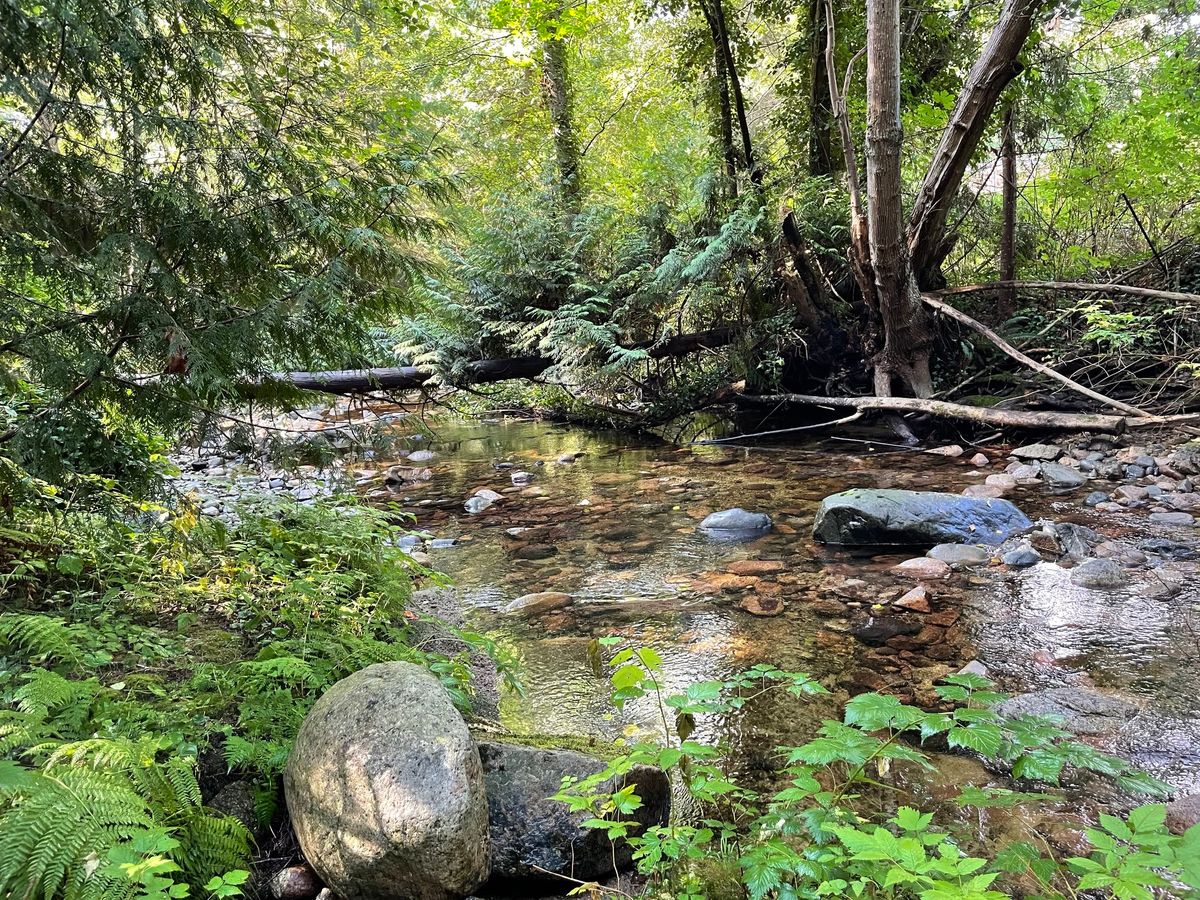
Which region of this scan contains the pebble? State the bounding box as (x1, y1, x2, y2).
(1083, 491, 1109, 507)
(969, 452, 990, 467)
(1002, 544, 1041, 567)
(891, 558, 952, 580)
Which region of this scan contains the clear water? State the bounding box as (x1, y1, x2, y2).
(362, 415, 1200, 799)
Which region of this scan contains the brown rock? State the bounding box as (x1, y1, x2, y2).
(894, 586, 931, 613)
(271, 866, 323, 900)
(740, 594, 785, 616)
(927, 445, 965, 457)
(1166, 794, 1200, 835)
(962, 485, 1005, 499)
(969, 452, 991, 467)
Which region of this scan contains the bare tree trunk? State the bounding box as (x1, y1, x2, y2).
(999, 103, 1017, 316)
(541, 35, 583, 215)
(808, 0, 837, 177)
(907, 0, 1043, 284)
(865, 0, 934, 397)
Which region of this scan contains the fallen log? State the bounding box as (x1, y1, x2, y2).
(921, 294, 1154, 417)
(735, 392, 1129, 433)
(927, 281, 1200, 305)
(252, 327, 740, 396)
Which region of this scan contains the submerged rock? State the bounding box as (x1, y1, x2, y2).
(812, 489, 1032, 546)
(479, 741, 669, 885)
(997, 686, 1140, 736)
(1069, 557, 1127, 590)
(504, 591, 573, 615)
(284, 662, 490, 900)
(927, 543, 992, 568)
(852, 616, 921, 646)
(698, 508, 772, 539)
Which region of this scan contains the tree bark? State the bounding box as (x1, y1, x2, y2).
(907, 0, 1043, 285)
(808, 0, 837, 177)
(999, 103, 1017, 315)
(541, 35, 583, 214)
(865, 0, 934, 397)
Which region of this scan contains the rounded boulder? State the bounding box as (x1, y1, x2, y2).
(284, 662, 490, 900)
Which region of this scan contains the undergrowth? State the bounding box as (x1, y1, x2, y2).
(558, 641, 1200, 900)
(0, 476, 513, 899)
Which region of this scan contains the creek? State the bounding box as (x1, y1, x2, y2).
(358, 414, 1200, 829)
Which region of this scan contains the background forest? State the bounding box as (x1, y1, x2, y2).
(1, 0, 1200, 896)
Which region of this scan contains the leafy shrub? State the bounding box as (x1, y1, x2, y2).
(557, 641, 1199, 900)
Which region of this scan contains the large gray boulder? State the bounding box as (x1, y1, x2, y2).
(284, 662, 490, 900)
(478, 741, 670, 885)
(812, 489, 1032, 546)
(997, 686, 1141, 736)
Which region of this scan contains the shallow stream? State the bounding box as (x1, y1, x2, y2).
(363, 416, 1200, 821)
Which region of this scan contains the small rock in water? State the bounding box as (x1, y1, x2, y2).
(511, 471, 535, 485)
(474, 488, 505, 501)
(852, 616, 921, 646)
(956, 660, 990, 678)
(407, 449, 436, 462)
(504, 591, 573, 614)
(1149, 511, 1196, 527)
(698, 508, 772, 540)
(997, 685, 1139, 736)
(428, 538, 457, 549)
(969, 452, 990, 467)
(1011, 442, 1062, 461)
(962, 485, 1004, 499)
(891, 557, 952, 579)
(926, 444, 964, 457)
(740, 594, 785, 617)
(1001, 543, 1041, 568)
(464, 496, 494, 514)
(985, 473, 1018, 489)
(1010, 463, 1042, 482)
(894, 585, 931, 612)
(1084, 490, 1109, 507)
(1041, 462, 1088, 488)
(1069, 557, 1127, 590)
(557, 452, 582, 464)
(926, 543, 992, 568)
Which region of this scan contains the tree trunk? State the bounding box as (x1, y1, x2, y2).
(541, 35, 583, 214)
(701, 4, 738, 195)
(808, 0, 837, 177)
(999, 103, 1017, 316)
(907, 0, 1043, 285)
(865, 0, 934, 397)
(707, 0, 759, 184)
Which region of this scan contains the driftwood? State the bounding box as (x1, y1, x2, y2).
(735, 392, 1129, 433)
(921, 294, 1154, 417)
(927, 281, 1200, 305)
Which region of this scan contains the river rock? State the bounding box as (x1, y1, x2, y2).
(969, 452, 991, 467)
(504, 591, 573, 615)
(407, 449, 436, 462)
(1166, 795, 1200, 835)
(465, 496, 494, 514)
(812, 489, 1032, 546)
(927, 444, 965, 457)
(270, 866, 322, 900)
(284, 662, 490, 900)
(511, 471, 535, 485)
(963, 485, 1005, 499)
(894, 585, 931, 612)
(1053, 522, 1100, 561)
(1041, 462, 1088, 488)
(1084, 491, 1109, 507)
(892, 557, 952, 579)
(927, 543, 992, 568)
(1001, 543, 1041, 567)
(996, 685, 1140, 736)
(478, 742, 669, 884)
(1011, 443, 1062, 461)
(853, 616, 921, 646)
(475, 488, 505, 502)
(698, 508, 772, 539)
(1069, 557, 1127, 590)
(1150, 511, 1196, 527)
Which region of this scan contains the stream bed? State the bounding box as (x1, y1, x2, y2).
(356, 415, 1200, 820)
